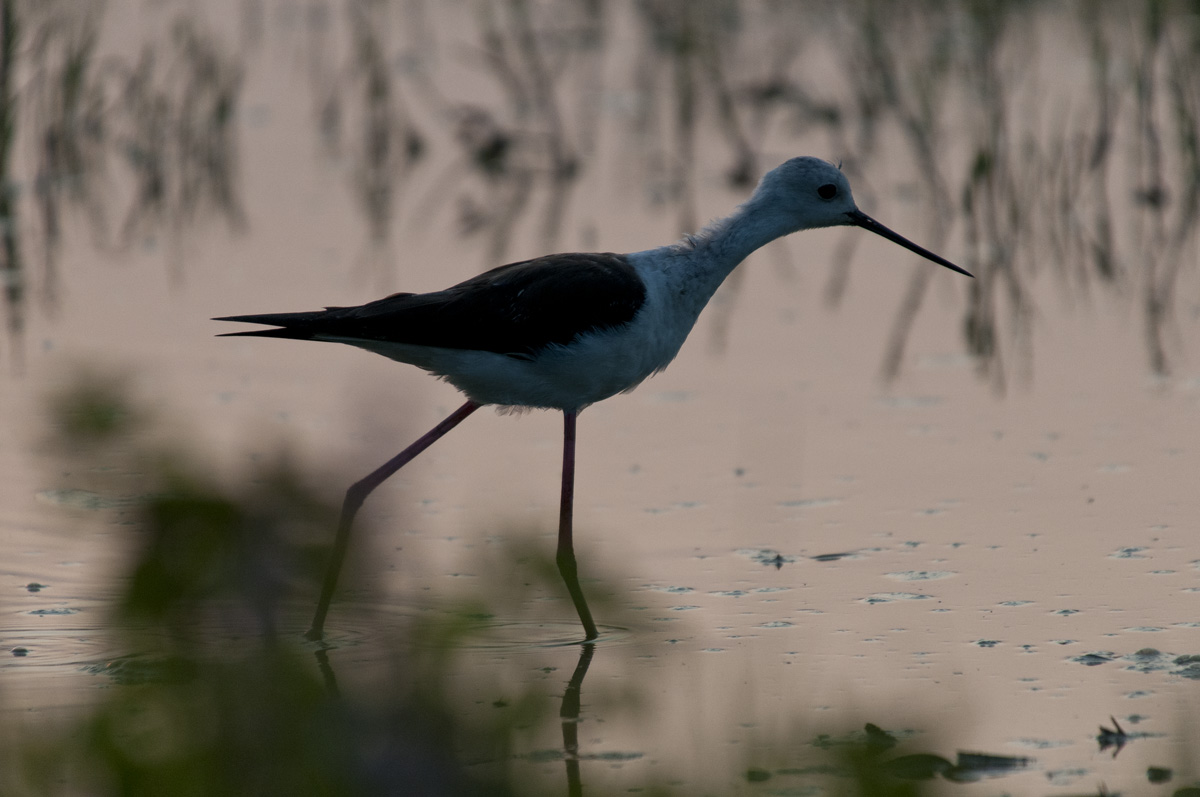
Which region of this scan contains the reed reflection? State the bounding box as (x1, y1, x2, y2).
(0, 0, 22, 369)
(1, 1, 1197, 384)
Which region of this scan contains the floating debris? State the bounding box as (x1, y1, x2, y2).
(811, 551, 858, 562)
(1073, 652, 1116, 666)
(1098, 716, 1128, 757)
(948, 751, 1034, 782)
(736, 548, 798, 569)
(882, 753, 953, 780)
(1068, 649, 1200, 679)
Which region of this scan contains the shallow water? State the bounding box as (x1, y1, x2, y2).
(3, 2, 1200, 795)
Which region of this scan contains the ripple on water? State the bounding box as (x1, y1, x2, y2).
(34, 488, 130, 511)
(1011, 738, 1073, 751)
(643, 584, 695, 594)
(885, 571, 955, 582)
(2, 596, 119, 672)
(314, 603, 634, 651)
(1, 627, 117, 671)
(861, 593, 933, 604)
(777, 497, 841, 509)
(1109, 547, 1149, 559)
(451, 620, 632, 649)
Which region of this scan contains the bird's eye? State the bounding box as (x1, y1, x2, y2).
(817, 184, 838, 200)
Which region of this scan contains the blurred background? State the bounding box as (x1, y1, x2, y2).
(1, 1, 1199, 794)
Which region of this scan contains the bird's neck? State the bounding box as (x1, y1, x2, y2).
(703, 195, 798, 265)
(658, 195, 799, 311)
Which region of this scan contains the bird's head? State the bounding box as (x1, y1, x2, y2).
(753, 157, 972, 277)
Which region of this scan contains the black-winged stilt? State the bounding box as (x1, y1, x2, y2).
(218, 156, 971, 642)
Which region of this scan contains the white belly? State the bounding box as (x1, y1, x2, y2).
(338, 297, 695, 411)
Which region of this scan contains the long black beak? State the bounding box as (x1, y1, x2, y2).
(845, 209, 973, 277)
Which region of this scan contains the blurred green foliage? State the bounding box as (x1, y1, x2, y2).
(46, 369, 143, 446)
(7, 373, 538, 796)
(0, 372, 935, 796)
(12, 375, 1194, 795)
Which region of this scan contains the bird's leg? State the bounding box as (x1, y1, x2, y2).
(306, 400, 480, 641)
(556, 409, 599, 641)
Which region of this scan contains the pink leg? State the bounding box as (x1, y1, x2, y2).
(306, 400, 480, 641)
(556, 409, 598, 641)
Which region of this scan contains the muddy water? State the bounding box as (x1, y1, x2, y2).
(2, 2, 1200, 795)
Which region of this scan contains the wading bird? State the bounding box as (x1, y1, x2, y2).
(218, 157, 971, 642)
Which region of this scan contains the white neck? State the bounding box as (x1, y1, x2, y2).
(700, 193, 800, 264)
(648, 193, 800, 318)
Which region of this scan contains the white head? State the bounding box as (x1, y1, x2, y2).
(750, 157, 858, 230)
(750, 157, 971, 276)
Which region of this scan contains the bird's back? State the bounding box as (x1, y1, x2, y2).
(218, 252, 647, 360)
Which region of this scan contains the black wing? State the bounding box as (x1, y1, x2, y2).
(215, 252, 647, 358)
